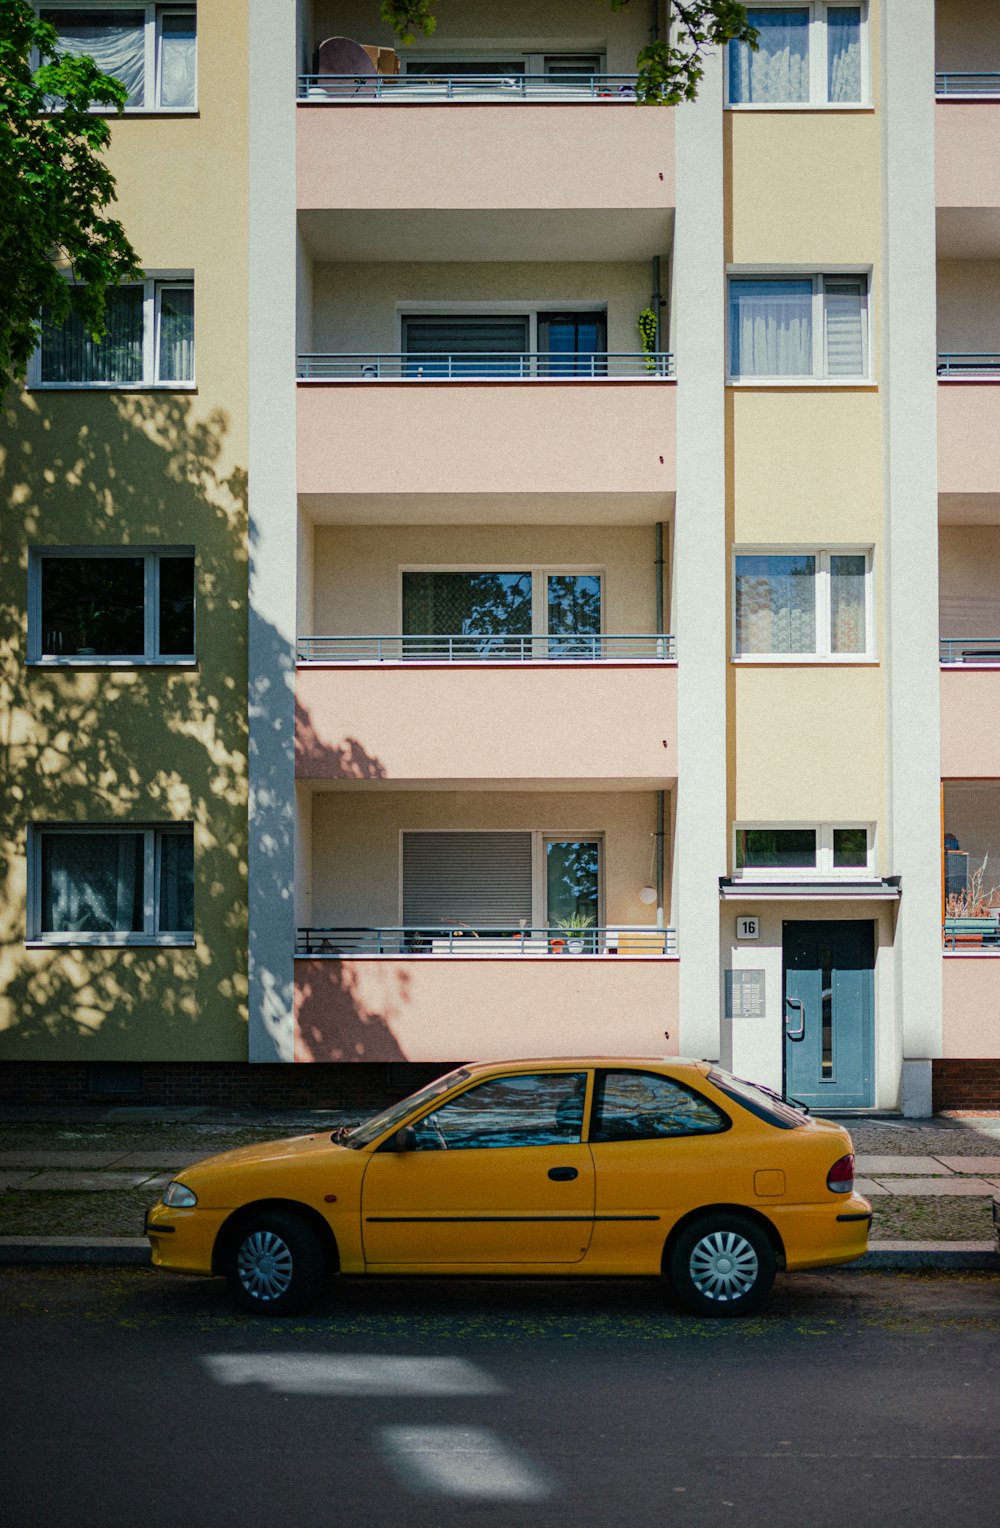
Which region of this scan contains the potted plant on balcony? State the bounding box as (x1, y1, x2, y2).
(556, 909, 596, 954)
(944, 855, 1000, 947)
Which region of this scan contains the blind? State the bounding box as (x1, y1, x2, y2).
(402, 832, 533, 926)
(824, 278, 866, 376)
(403, 317, 528, 355)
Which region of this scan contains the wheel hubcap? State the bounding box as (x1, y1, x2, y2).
(237, 1230, 294, 1301)
(688, 1230, 758, 1302)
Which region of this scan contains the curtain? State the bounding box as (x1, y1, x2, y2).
(824, 278, 865, 376)
(830, 555, 867, 653)
(736, 555, 817, 654)
(159, 12, 197, 107)
(729, 279, 813, 377)
(158, 831, 194, 932)
(729, 8, 809, 103)
(828, 7, 862, 102)
(41, 833, 143, 934)
(44, 9, 146, 105)
(40, 284, 144, 384)
(157, 286, 195, 381)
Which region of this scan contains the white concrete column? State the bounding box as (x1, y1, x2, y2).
(673, 53, 728, 1060)
(881, 0, 942, 1109)
(247, 0, 299, 1061)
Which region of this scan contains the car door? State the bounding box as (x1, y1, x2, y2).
(361, 1069, 595, 1267)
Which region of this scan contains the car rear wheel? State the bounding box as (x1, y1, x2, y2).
(225, 1210, 324, 1316)
(669, 1214, 775, 1318)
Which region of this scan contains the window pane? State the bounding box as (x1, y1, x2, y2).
(43, 8, 146, 105)
(546, 841, 600, 928)
(827, 7, 862, 102)
(402, 317, 529, 377)
(729, 8, 809, 104)
(729, 279, 813, 378)
(736, 829, 817, 871)
(158, 556, 195, 655)
(417, 1073, 588, 1150)
(40, 285, 144, 384)
(544, 55, 601, 79)
(41, 832, 144, 934)
(157, 286, 194, 381)
(537, 312, 607, 376)
(943, 783, 1000, 916)
(735, 554, 816, 654)
(402, 572, 532, 657)
(547, 574, 601, 656)
(158, 830, 194, 931)
(830, 554, 867, 654)
(824, 279, 865, 377)
(159, 11, 196, 107)
(591, 1071, 727, 1142)
(833, 828, 868, 869)
(404, 60, 525, 76)
(40, 556, 145, 656)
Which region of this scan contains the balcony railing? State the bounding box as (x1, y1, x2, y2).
(943, 917, 1000, 950)
(297, 352, 674, 381)
(940, 638, 1000, 664)
(296, 633, 677, 664)
(298, 72, 641, 103)
(936, 72, 1000, 97)
(297, 925, 677, 956)
(938, 353, 1000, 378)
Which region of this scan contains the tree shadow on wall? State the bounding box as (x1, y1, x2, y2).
(294, 956, 411, 1063)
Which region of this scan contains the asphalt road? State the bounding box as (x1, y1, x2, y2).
(1, 1266, 998, 1528)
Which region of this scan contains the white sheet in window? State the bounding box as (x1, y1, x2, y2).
(729, 279, 813, 378)
(729, 7, 810, 103)
(827, 7, 862, 102)
(159, 12, 196, 107)
(43, 8, 146, 105)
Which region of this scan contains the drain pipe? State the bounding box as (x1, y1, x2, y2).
(656, 789, 666, 930)
(651, 254, 662, 354)
(655, 521, 665, 634)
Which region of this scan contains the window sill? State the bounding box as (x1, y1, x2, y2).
(724, 102, 874, 112)
(27, 657, 197, 669)
(26, 936, 196, 949)
(731, 656, 877, 666)
(42, 108, 200, 118)
(726, 378, 875, 389)
(28, 382, 197, 392)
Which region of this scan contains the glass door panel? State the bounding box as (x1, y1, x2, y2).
(546, 840, 600, 947)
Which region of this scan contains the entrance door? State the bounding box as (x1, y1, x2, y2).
(782, 920, 874, 1109)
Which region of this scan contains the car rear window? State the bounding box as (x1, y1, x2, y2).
(707, 1068, 808, 1130)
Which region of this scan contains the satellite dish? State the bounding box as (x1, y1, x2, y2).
(315, 36, 378, 83)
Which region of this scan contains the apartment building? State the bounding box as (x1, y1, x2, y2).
(2, 0, 999, 1114)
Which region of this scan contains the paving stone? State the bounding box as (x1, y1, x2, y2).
(854, 1177, 891, 1196)
(0, 1172, 36, 1189)
(935, 1156, 1000, 1174)
(870, 1177, 996, 1196)
(18, 1172, 153, 1193)
(0, 1152, 122, 1169)
(112, 1152, 204, 1170)
(854, 1155, 955, 1176)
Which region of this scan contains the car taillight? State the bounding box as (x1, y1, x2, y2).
(827, 1154, 854, 1194)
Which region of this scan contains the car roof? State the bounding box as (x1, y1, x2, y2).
(460, 1057, 709, 1076)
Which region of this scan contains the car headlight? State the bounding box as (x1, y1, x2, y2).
(162, 1181, 198, 1208)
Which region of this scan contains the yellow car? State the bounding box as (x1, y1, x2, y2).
(146, 1058, 872, 1318)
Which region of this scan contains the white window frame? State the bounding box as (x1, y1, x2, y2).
(731, 546, 874, 662)
(732, 823, 876, 881)
(398, 565, 605, 643)
(28, 274, 195, 390)
(400, 50, 607, 78)
(726, 269, 871, 384)
(36, 3, 198, 112)
(398, 829, 605, 929)
(724, 1, 870, 110)
(27, 546, 196, 665)
(27, 823, 195, 946)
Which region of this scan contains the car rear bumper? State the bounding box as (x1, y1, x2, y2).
(773, 1193, 873, 1271)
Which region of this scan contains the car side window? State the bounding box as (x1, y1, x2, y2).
(414, 1071, 588, 1150)
(590, 1071, 728, 1143)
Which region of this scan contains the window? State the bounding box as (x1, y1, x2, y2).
(40, 5, 196, 110)
(401, 831, 603, 931)
(728, 274, 869, 380)
(733, 549, 871, 658)
(400, 569, 602, 657)
(33, 279, 194, 387)
(411, 1072, 589, 1151)
(29, 548, 195, 662)
(733, 824, 874, 879)
(590, 1071, 728, 1142)
(727, 4, 864, 106)
(400, 310, 607, 377)
(30, 824, 194, 944)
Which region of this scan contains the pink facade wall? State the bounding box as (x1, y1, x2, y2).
(294, 956, 681, 1062)
(297, 104, 675, 211)
(936, 103, 1000, 209)
(942, 956, 1000, 1056)
(296, 664, 678, 784)
(937, 383, 1000, 495)
(940, 669, 1000, 776)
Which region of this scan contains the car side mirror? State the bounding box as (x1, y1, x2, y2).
(392, 1125, 417, 1152)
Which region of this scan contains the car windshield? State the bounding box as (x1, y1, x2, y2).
(339, 1068, 471, 1149)
(707, 1068, 808, 1129)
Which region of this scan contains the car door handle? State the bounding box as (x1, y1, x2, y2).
(548, 1166, 578, 1181)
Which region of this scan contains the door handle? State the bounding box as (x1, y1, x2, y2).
(548, 1166, 578, 1181)
(785, 997, 805, 1041)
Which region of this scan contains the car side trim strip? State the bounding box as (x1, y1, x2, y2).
(364, 1214, 661, 1224)
(835, 1212, 873, 1222)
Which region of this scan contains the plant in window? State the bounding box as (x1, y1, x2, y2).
(945, 857, 1000, 919)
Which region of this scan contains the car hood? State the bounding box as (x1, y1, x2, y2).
(182, 1133, 349, 1175)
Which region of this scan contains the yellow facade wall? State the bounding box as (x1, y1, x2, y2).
(0, 0, 249, 1060)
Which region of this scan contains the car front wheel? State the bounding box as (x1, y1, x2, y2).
(225, 1210, 324, 1316)
(669, 1214, 776, 1318)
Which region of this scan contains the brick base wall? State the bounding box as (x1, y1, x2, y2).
(0, 1061, 456, 1112)
(932, 1058, 1000, 1111)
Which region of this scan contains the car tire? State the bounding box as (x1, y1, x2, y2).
(668, 1213, 776, 1318)
(225, 1210, 324, 1316)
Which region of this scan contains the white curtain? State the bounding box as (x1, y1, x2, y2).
(42, 833, 143, 934)
(828, 7, 862, 102)
(44, 9, 146, 105)
(159, 13, 196, 108)
(157, 287, 195, 381)
(729, 8, 810, 103)
(830, 555, 866, 653)
(158, 831, 194, 932)
(729, 279, 813, 378)
(736, 555, 817, 654)
(40, 284, 144, 384)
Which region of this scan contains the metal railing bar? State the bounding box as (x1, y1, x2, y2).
(297, 72, 642, 102)
(295, 633, 677, 663)
(940, 637, 1000, 663)
(295, 924, 678, 957)
(296, 351, 674, 380)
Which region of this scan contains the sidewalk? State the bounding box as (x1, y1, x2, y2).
(0, 1105, 997, 1271)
